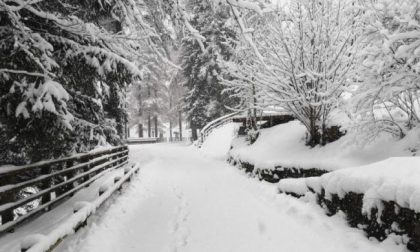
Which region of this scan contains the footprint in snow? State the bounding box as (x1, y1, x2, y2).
(258, 221, 266, 234)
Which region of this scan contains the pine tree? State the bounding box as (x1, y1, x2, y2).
(0, 0, 158, 164)
(181, 1, 239, 139)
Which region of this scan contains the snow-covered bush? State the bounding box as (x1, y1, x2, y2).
(245, 127, 259, 144)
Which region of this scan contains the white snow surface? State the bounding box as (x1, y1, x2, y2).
(229, 120, 416, 171)
(200, 122, 239, 159)
(279, 157, 420, 213)
(57, 144, 406, 252)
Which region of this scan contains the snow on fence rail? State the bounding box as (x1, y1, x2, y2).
(199, 111, 242, 146)
(0, 145, 129, 233)
(126, 137, 160, 144)
(127, 137, 192, 145)
(21, 163, 140, 252)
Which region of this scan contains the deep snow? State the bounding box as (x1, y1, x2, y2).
(56, 143, 405, 252)
(229, 120, 417, 171)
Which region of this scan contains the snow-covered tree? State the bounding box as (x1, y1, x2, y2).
(221, 49, 265, 143)
(0, 0, 160, 164)
(224, 0, 360, 146)
(351, 0, 420, 140)
(181, 0, 239, 140)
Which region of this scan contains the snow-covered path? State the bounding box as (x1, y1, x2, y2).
(59, 144, 403, 252)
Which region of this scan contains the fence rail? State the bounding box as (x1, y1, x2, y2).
(126, 137, 160, 144)
(0, 145, 129, 233)
(127, 137, 192, 145)
(199, 111, 242, 146)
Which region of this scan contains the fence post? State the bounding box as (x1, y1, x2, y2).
(0, 193, 15, 225)
(0, 174, 15, 225)
(40, 165, 52, 207)
(66, 160, 75, 196)
(81, 155, 91, 186)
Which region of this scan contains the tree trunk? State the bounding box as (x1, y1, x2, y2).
(154, 115, 158, 138)
(191, 121, 197, 141)
(147, 85, 152, 138)
(179, 111, 183, 140)
(169, 120, 173, 142)
(148, 113, 151, 138)
(125, 121, 128, 139)
(153, 86, 158, 138)
(307, 108, 320, 147)
(138, 124, 143, 138)
(252, 83, 258, 130)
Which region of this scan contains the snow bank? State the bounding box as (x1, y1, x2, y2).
(21, 234, 47, 251)
(313, 157, 420, 212)
(279, 157, 420, 212)
(200, 122, 239, 159)
(277, 178, 309, 196)
(230, 120, 416, 171)
(278, 157, 420, 251)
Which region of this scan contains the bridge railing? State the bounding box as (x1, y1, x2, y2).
(126, 137, 160, 144)
(0, 145, 129, 233)
(199, 111, 242, 146)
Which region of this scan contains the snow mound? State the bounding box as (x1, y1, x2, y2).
(200, 123, 239, 159)
(277, 178, 309, 196)
(21, 234, 47, 250)
(230, 120, 415, 171)
(279, 157, 420, 212)
(73, 201, 91, 212)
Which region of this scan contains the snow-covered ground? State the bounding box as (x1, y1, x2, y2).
(229, 120, 417, 171)
(200, 122, 239, 159)
(56, 143, 405, 252)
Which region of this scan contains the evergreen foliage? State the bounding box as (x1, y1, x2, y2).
(0, 0, 156, 164)
(181, 1, 239, 137)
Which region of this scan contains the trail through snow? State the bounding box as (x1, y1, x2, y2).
(58, 144, 405, 252)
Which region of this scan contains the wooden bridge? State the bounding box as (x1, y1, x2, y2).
(199, 110, 294, 145)
(126, 137, 160, 145)
(126, 137, 192, 145)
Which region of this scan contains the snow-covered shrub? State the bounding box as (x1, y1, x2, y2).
(245, 127, 259, 144)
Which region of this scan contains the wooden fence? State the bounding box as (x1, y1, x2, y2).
(199, 111, 242, 146)
(127, 137, 192, 145)
(0, 145, 129, 233)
